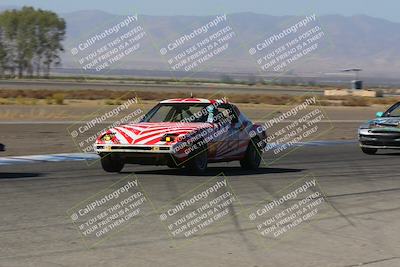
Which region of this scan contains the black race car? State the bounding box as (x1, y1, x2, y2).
(358, 102, 400, 154)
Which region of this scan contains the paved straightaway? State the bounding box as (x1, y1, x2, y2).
(0, 79, 324, 95)
(0, 144, 399, 267)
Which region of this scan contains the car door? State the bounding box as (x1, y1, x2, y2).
(208, 104, 240, 160)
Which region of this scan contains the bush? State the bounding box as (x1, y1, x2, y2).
(342, 97, 369, 106)
(15, 96, 26, 105)
(104, 99, 114, 105)
(52, 93, 65, 105)
(376, 89, 384, 97)
(46, 96, 53, 105)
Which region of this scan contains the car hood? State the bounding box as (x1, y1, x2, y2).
(97, 122, 213, 145)
(361, 117, 400, 132)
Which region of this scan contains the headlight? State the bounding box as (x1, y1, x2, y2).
(102, 133, 115, 141)
(161, 134, 177, 142)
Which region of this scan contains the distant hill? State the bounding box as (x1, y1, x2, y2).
(2, 7, 400, 78)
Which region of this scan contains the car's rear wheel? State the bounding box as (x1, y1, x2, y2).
(361, 147, 378, 155)
(240, 138, 262, 170)
(186, 147, 208, 173)
(100, 153, 124, 172)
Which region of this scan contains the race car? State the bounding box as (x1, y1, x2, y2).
(94, 98, 267, 173)
(358, 101, 400, 154)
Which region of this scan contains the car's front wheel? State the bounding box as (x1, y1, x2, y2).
(167, 157, 182, 169)
(186, 147, 208, 173)
(240, 138, 262, 170)
(100, 154, 124, 172)
(361, 147, 378, 155)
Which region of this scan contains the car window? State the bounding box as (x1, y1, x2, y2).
(147, 105, 173, 122)
(143, 103, 210, 122)
(384, 102, 400, 117)
(389, 108, 400, 117)
(214, 105, 237, 124)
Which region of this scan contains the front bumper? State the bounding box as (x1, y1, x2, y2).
(358, 128, 400, 149)
(94, 144, 172, 153)
(94, 144, 184, 165)
(94, 144, 185, 165)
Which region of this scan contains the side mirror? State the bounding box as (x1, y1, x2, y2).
(376, 112, 384, 118)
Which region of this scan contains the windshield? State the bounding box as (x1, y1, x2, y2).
(383, 102, 400, 117)
(142, 103, 212, 123)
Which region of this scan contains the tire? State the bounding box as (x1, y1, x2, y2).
(240, 138, 262, 170)
(186, 147, 208, 173)
(167, 158, 181, 169)
(361, 147, 378, 155)
(100, 154, 124, 172)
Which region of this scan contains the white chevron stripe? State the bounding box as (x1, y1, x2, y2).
(136, 128, 199, 144)
(112, 129, 130, 144)
(115, 126, 137, 141)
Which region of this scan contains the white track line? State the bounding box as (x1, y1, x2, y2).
(0, 153, 99, 166)
(0, 140, 357, 166)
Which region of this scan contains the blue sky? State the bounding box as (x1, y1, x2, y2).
(1, 0, 399, 22)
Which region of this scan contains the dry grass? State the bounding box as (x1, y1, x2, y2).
(0, 89, 398, 106)
(52, 93, 65, 105)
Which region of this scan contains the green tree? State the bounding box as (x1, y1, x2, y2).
(36, 9, 66, 78)
(0, 6, 66, 78)
(15, 7, 37, 78)
(0, 9, 18, 76)
(0, 29, 7, 76)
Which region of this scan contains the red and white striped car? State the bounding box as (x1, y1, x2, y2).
(94, 98, 267, 173)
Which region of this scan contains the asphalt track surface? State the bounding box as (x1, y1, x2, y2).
(0, 80, 324, 95)
(0, 143, 399, 267)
